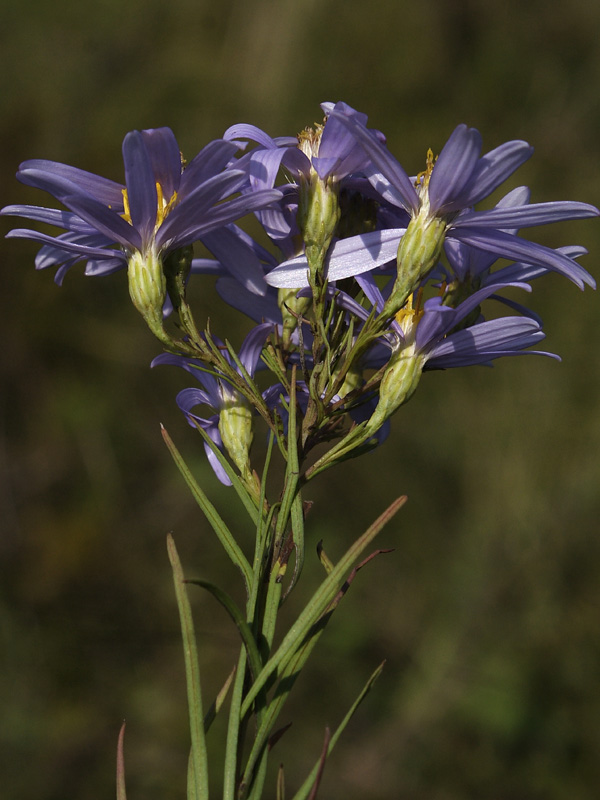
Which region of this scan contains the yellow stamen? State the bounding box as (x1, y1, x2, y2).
(414, 148, 437, 189)
(297, 121, 325, 160)
(395, 288, 424, 330)
(120, 182, 178, 230)
(121, 188, 131, 224)
(156, 182, 179, 227)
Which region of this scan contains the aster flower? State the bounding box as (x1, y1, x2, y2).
(266, 120, 598, 303)
(2, 128, 282, 339)
(224, 101, 381, 196)
(225, 103, 395, 282)
(325, 274, 552, 385)
(330, 276, 557, 438)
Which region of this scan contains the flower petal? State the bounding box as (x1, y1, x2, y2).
(122, 131, 158, 249)
(141, 127, 182, 198)
(16, 160, 123, 205)
(453, 200, 600, 230)
(451, 227, 595, 289)
(329, 109, 419, 214)
(459, 140, 534, 208)
(61, 193, 142, 250)
(202, 226, 268, 295)
(265, 228, 405, 288)
(428, 124, 482, 214)
(1, 204, 95, 234)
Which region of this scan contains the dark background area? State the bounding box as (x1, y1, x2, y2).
(2, 1, 600, 798)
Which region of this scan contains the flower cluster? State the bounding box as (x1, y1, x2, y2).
(3, 103, 597, 485)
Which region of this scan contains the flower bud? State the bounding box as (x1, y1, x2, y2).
(383, 210, 446, 318)
(298, 172, 340, 281)
(218, 394, 255, 482)
(296, 125, 341, 283)
(127, 248, 167, 334)
(365, 349, 424, 436)
(366, 294, 425, 434)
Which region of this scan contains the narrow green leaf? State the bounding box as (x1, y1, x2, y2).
(245, 748, 269, 800)
(241, 496, 406, 717)
(239, 547, 394, 789)
(116, 722, 127, 800)
(187, 579, 262, 682)
(167, 534, 209, 800)
(291, 662, 386, 800)
(161, 425, 252, 591)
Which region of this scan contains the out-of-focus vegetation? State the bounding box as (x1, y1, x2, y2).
(1, 1, 600, 798)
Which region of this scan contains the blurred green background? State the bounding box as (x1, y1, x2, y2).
(2, 1, 600, 798)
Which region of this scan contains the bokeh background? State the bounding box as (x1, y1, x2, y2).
(2, 1, 600, 798)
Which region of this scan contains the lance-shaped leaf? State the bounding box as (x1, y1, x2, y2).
(240, 496, 406, 718)
(238, 547, 395, 793)
(167, 534, 209, 800)
(161, 425, 252, 591)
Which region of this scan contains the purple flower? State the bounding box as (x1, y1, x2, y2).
(266, 120, 598, 291)
(223, 102, 395, 256)
(2, 127, 282, 284)
(331, 274, 556, 370)
(225, 101, 380, 189)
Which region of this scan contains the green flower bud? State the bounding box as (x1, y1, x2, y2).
(366, 349, 424, 436)
(218, 395, 254, 482)
(383, 210, 446, 318)
(366, 295, 426, 435)
(127, 248, 167, 334)
(296, 125, 341, 284)
(382, 148, 448, 319)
